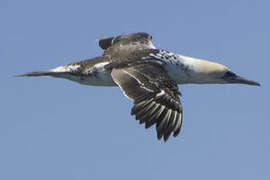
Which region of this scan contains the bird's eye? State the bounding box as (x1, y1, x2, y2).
(224, 71, 236, 78)
(150, 36, 152, 40)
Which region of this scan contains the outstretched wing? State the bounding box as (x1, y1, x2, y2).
(111, 63, 183, 141)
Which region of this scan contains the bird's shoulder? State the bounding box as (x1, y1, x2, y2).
(104, 49, 165, 70)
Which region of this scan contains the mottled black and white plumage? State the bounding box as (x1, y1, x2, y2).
(19, 32, 260, 141)
(111, 63, 183, 140)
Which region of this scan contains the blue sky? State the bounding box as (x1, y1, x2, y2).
(1, 0, 269, 179)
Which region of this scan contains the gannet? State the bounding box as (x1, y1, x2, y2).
(19, 32, 260, 141)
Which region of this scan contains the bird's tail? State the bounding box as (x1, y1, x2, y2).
(17, 64, 74, 77)
(17, 71, 66, 77)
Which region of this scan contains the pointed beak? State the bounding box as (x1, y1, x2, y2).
(227, 75, 260, 86)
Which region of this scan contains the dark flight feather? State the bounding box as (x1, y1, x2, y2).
(111, 63, 183, 141)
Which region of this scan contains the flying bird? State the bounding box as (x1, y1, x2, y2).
(19, 32, 260, 141)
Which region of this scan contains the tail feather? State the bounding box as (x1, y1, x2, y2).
(17, 71, 67, 77)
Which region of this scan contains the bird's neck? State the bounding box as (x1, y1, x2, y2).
(163, 52, 227, 84)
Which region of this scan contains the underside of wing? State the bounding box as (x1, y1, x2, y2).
(111, 64, 183, 141)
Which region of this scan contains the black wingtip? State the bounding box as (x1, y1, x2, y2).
(173, 128, 181, 137)
(98, 37, 115, 50)
(157, 132, 163, 140)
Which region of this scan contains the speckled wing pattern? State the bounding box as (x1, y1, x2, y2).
(111, 63, 183, 141)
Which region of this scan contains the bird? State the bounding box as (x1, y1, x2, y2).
(19, 32, 260, 141)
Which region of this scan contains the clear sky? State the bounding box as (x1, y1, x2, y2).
(1, 0, 269, 179)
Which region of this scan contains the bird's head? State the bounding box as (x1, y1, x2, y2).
(188, 57, 260, 86)
(218, 68, 260, 86)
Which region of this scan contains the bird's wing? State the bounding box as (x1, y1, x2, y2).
(98, 36, 115, 50)
(98, 32, 155, 51)
(111, 63, 183, 141)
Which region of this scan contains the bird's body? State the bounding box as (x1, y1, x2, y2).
(37, 49, 229, 86)
(19, 32, 260, 141)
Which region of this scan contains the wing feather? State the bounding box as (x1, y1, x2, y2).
(111, 63, 183, 141)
